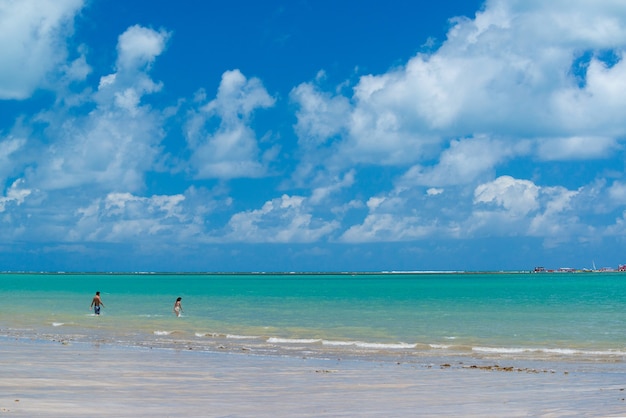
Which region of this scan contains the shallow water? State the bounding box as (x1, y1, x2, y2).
(2, 272, 626, 366)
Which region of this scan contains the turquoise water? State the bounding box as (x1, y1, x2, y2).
(1, 272, 625, 363)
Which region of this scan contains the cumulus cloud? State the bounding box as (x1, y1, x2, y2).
(71, 192, 187, 242)
(427, 188, 444, 196)
(186, 70, 276, 179)
(337, 172, 586, 245)
(474, 176, 540, 217)
(96, 26, 170, 111)
(340, 213, 435, 243)
(339, 194, 438, 242)
(223, 194, 339, 243)
(605, 210, 626, 237)
(0, 179, 31, 213)
(309, 170, 355, 205)
(291, 82, 351, 149)
(527, 185, 579, 237)
(0, 0, 84, 99)
(30, 25, 169, 193)
(281, 0, 626, 251)
(398, 136, 530, 188)
(291, 76, 439, 169)
(536, 136, 620, 161)
(469, 175, 585, 243)
(608, 181, 626, 205)
(0, 136, 27, 186)
(291, 0, 626, 183)
(116, 25, 170, 73)
(3, 0, 626, 266)
(33, 109, 164, 192)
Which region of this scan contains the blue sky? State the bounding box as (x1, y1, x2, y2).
(2, 0, 626, 272)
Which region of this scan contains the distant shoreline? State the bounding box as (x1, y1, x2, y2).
(2, 269, 626, 275)
(0, 270, 525, 276)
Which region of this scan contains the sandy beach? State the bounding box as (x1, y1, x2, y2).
(1, 338, 625, 417)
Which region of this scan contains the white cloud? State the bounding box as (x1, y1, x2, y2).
(224, 194, 339, 243)
(283, 0, 626, 252)
(340, 213, 435, 243)
(291, 0, 626, 183)
(186, 70, 276, 179)
(29, 25, 168, 193)
(338, 194, 442, 243)
(398, 136, 529, 188)
(608, 181, 626, 205)
(605, 210, 626, 236)
(536, 136, 620, 161)
(291, 74, 440, 168)
(474, 176, 540, 217)
(0, 136, 27, 185)
(191, 124, 266, 179)
(527, 185, 579, 238)
(0, 0, 84, 99)
(290, 82, 351, 148)
(32, 96, 164, 192)
(66, 186, 225, 245)
(3, 0, 626, 263)
(116, 25, 170, 73)
(71, 192, 187, 242)
(95, 26, 169, 114)
(0, 179, 31, 213)
(551, 54, 626, 137)
(309, 170, 355, 205)
(203, 70, 275, 123)
(469, 175, 586, 242)
(62, 52, 91, 83)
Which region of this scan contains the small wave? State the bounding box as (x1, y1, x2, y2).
(320, 340, 354, 346)
(429, 344, 451, 349)
(195, 332, 225, 338)
(322, 340, 416, 349)
(353, 341, 416, 350)
(268, 337, 322, 344)
(534, 347, 626, 356)
(472, 346, 626, 356)
(153, 330, 173, 336)
(473, 346, 528, 354)
(227, 334, 261, 340)
(193, 332, 262, 339)
(52, 322, 65, 327)
(414, 343, 433, 350)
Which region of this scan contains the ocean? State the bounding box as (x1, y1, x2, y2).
(2, 272, 625, 368)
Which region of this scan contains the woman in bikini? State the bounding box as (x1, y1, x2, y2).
(173, 297, 183, 317)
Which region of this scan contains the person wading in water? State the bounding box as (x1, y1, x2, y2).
(90, 291, 105, 315)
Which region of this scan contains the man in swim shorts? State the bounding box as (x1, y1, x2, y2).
(90, 291, 105, 315)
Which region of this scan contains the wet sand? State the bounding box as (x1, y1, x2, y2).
(1, 338, 625, 417)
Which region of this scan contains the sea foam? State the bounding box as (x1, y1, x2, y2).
(267, 337, 322, 344)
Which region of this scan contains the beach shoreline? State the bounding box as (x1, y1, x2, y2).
(2, 272, 626, 416)
(1, 336, 625, 417)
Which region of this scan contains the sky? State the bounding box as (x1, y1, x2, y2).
(2, 0, 626, 272)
